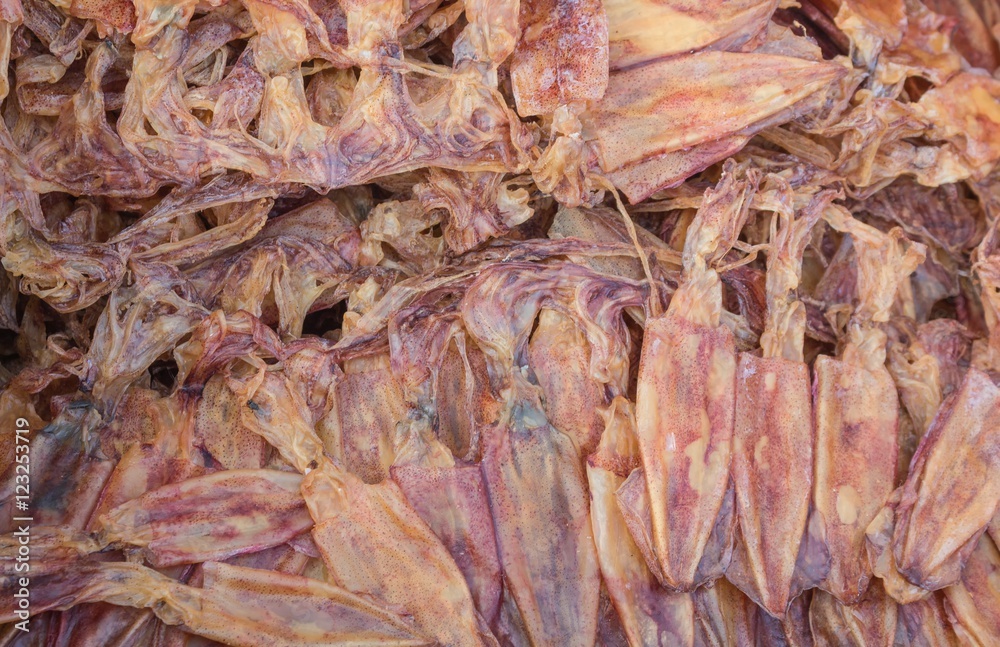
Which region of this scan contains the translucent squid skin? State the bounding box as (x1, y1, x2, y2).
(809, 581, 898, 647)
(97, 468, 315, 567)
(238, 372, 491, 647)
(633, 315, 737, 592)
(305, 470, 490, 647)
(528, 308, 608, 457)
(811, 355, 899, 605)
(0, 558, 430, 646)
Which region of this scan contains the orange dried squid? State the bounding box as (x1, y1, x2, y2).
(727, 182, 836, 617)
(236, 367, 490, 647)
(459, 261, 646, 646)
(618, 160, 758, 592)
(812, 205, 925, 604)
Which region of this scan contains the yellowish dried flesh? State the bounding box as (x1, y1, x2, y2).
(588, 398, 696, 646)
(584, 52, 846, 173)
(605, 0, 778, 69)
(632, 315, 737, 591)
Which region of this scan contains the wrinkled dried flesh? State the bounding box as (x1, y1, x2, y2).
(19, 21, 533, 199)
(334, 354, 406, 483)
(864, 494, 931, 606)
(604, 0, 778, 69)
(887, 318, 973, 440)
(584, 52, 845, 178)
(802, 206, 924, 606)
(897, 591, 961, 646)
(0, 212, 129, 313)
(305, 466, 490, 647)
(669, 162, 758, 327)
(758, 186, 834, 362)
(478, 392, 601, 646)
(547, 203, 682, 280)
(453, 260, 651, 643)
(6, 0, 1000, 641)
(390, 463, 502, 626)
(527, 309, 608, 457)
(822, 207, 926, 351)
(0, 408, 115, 530)
(458, 261, 644, 391)
(690, 576, 760, 645)
(628, 166, 759, 592)
(359, 200, 444, 275)
(798, 70, 1000, 189)
(433, 337, 498, 461)
(891, 369, 1000, 591)
(809, 581, 897, 647)
(413, 169, 532, 254)
(238, 371, 488, 647)
(0, 525, 101, 575)
(426, 263, 641, 644)
(608, 135, 753, 206)
(87, 435, 209, 530)
(193, 374, 270, 470)
(83, 267, 208, 414)
(977, 251, 1000, 371)
(945, 534, 1000, 644)
(510, 0, 609, 116)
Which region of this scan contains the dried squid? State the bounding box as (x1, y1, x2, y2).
(3, 0, 1000, 644)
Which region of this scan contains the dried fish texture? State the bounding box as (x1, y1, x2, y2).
(97, 469, 314, 567)
(585, 51, 846, 202)
(510, 0, 608, 116)
(4, 0, 1000, 643)
(334, 354, 405, 483)
(414, 169, 532, 254)
(390, 461, 503, 627)
(528, 308, 608, 457)
(387, 305, 503, 627)
(896, 591, 961, 647)
(888, 319, 974, 440)
(810, 580, 898, 647)
(237, 370, 489, 647)
(0, 557, 428, 646)
(460, 261, 644, 646)
(605, 0, 779, 69)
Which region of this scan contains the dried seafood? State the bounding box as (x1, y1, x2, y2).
(2, 0, 1000, 645)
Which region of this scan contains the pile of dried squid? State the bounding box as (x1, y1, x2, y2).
(2, 0, 1000, 644)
